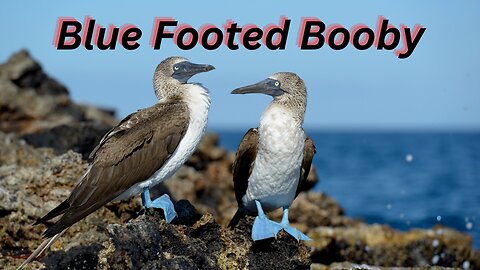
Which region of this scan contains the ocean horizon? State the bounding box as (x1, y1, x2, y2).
(214, 129, 480, 248)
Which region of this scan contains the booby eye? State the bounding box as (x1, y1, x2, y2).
(173, 66, 179, 71)
(274, 81, 280, 87)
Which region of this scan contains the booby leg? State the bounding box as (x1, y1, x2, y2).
(251, 200, 282, 241)
(280, 207, 311, 241)
(141, 188, 177, 223)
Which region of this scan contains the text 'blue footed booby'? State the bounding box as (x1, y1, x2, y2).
(228, 72, 316, 242)
(18, 57, 214, 269)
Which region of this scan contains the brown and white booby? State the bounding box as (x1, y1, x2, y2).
(228, 72, 316, 241)
(18, 57, 214, 269)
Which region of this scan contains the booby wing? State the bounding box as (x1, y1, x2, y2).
(228, 130, 316, 228)
(37, 99, 190, 237)
(232, 128, 259, 207)
(228, 128, 259, 228)
(295, 136, 316, 196)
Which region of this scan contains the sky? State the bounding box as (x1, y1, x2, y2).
(1, 1, 479, 131)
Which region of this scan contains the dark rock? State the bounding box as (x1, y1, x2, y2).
(0, 50, 67, 96)
(0, 49, 117, 135)
(309, 224, 479, 268)
(25, 199, 310, 270)
(43, 244, 103, 270)
(96, 203, 309, 270)
(22, 122, 113, 159)
(171, 200, 203, 226)
(249, 235, 311, 270)
(99, 213, 223, 270)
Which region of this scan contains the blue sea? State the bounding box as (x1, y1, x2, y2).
(217, 130, 480, 248)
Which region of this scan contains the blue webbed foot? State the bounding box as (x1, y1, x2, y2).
(283, 225, 311, 241)
(251, 200, 282, 241)
(141, 188, 177, 223)
(252, 215, 283, 241)
(280, 207, 312, 241)
(150, 194, 177, 223)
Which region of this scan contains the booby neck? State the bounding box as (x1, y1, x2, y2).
(178, 83, 211, 114)
(154, 78, 210, 108)
(260, 101, 305, 128)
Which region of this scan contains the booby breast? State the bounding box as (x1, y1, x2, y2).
(243, 103, 306, 211)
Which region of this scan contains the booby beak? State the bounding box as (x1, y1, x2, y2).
(231, 78, 284, 97)
(173, 61, 215, 83)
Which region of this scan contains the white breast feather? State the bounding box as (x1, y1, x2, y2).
(243, 104, 306, 211)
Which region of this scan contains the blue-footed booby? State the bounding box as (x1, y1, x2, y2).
(228, 72, 316, 242)
(18, 57, 214, 269)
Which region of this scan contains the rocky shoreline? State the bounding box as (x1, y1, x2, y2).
(0, 51, 478, 269)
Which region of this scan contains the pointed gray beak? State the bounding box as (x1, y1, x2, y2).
(173, 61, 215, 83)
(231, 78, 284, 97)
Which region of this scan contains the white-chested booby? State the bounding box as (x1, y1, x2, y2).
(228, 72, 316, 241)
(18, 56, 214, 269)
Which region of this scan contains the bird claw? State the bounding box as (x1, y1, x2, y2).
(252, 215, 282, 241)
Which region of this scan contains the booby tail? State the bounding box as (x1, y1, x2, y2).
(16, 228, 68, 270)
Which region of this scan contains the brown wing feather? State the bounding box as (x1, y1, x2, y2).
(42, 100, 189, 237)
(295, 136, 316, 197)
(228, 128, 258, 228)
(232, 128, 259, 207)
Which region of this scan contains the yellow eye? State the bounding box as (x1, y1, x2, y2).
(274, 81, 280, 87)
(174, 66, 179, 71)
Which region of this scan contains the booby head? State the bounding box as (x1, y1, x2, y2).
(153, 56, 215, 99)
(231, 72, 307, 119)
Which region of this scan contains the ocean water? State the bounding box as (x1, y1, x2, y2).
(217, 130, 480, 248)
